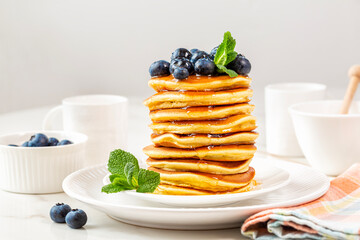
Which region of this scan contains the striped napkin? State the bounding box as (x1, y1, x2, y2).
(241, 163, 360, 240)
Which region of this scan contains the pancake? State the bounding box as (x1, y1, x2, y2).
(149, 75, 252, 92)
(144, 88, 253, 110)
(149, 166, 255, 192)
(150, 114, 256, 134)
(151, 132, 258, 148)
(143, 145, 256, 161)
(146, 158, 252, 174)
(153, 181, 256, 195)
(150, 103, 255, 122)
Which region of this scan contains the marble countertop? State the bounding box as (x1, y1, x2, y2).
(0, 99, 307, 240)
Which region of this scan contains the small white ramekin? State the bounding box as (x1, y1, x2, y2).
(0, 131, 88, 194)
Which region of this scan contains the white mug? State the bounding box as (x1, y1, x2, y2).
(43, 95, 128, 166)
(265, 83, 326, 157)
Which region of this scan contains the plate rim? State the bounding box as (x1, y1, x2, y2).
(62, 156, 330, 212)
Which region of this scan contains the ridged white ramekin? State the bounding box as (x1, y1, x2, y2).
(0, 131, 88, 194)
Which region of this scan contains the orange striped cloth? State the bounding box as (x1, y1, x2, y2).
(241, 163, 360, 239)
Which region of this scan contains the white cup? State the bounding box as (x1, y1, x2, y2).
(290, 100, 360, 176)
(43, 95, 128, 166)
(265, 83, 326, 157)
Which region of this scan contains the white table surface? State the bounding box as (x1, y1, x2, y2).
(0, 99, 309, 240)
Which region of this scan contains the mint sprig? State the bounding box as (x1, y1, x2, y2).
(101, 149, 160, 194)
(214, 31, 239, 78)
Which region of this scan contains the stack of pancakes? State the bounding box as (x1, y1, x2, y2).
(143, 74, 258, 195)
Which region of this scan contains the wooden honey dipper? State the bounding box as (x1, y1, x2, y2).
(340, 65, 360, 114)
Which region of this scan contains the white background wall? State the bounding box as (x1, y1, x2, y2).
(1, 0, 360, 115)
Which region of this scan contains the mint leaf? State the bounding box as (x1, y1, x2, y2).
(216, 64, 238, 78)
(108, 149, 140, 179)
(102, 183, 127, 193)
(124, 162, 139, 188)
(213, 31, 239, 77)
(136, 169, 160, 193)
(109, 174, 127, 184)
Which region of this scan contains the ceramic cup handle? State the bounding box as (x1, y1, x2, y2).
(42, 105, 63, 130)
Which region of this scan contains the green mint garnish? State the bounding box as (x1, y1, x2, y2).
(214, 31, 239, 77)
(101, 149, 160, 194)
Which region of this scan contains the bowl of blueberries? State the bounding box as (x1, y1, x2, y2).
(0, 131, 88, 194)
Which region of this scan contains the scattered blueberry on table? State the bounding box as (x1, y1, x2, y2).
(8, 133, 73, 147)
(148, 32, 251, 80)
(50, 203, 72, 223)
(50, 203, 87, 229)
(65, 209, 88, 229)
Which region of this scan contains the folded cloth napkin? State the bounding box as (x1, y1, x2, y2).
(241, 163, 360, 240)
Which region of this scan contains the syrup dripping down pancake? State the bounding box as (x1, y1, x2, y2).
(143, 144, 256, 161)
(150, 103, 255, 122)
(151, 132, 258, 149)
(146, 158, 251, 175)
(149, 166, 255, 192)
(143, 88, 253, 111)
(149, 75, 252, 92)
(150, 114, 256, 134)
(153, 181, 255, 195)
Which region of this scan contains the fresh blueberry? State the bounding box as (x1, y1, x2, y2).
(21, 141, 29, 147)
(58, 139, 73, 146)
(50, 203, 72, 223)
(29, 133, 49, 147)
(170, 58, 194, 74)
(65, 209, 87, 229)
(171, 48, 192, 60)
(8, 144, 18, 147)
(149, 60, 170, 77)
(195, 58, 216, 76)
(190, 51, 209, 65)
(48, 137, 59, 146)
(227, 54, 251, 75)
(190, 48, 200, 54)
(173, 67, 189, 80)
(209, 46, 219, 60)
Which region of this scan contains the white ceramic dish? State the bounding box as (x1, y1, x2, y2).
(0, 131, 88, 194)
(63, 156, 329, 230)
(290, 100, 360, 176)
(102, 162, 290, 207)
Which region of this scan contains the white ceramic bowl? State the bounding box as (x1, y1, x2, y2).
(289, 100, 360, 176)
(0, 131, 88, 193)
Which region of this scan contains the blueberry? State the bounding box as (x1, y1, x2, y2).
(171, 48, 192, 60)
(190, 48, 200, 54)
(149, 60, 170, 77)
(227, 54, 251, 75)
(8, 144, 18, 147)
(170, 58, 194, 74)
(209, 46, 219, 60)
(65, 209, 87, 229)
(29, 133, 49, 147)
(50, 203, 72, 223)
(195, 58, 216, 76)
(190, 51, 209, 65)
(173, 67, 189, 80)
(48, 137, 59, 146)
(58, 139, 73, 146)
(21, 141, 29, 147)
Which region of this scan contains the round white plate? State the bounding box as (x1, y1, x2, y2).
(63, 156, 330, 230)
(102, 162, 290, 208)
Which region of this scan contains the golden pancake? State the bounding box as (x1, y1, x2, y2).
(143, 145, 256, 161)
(149, 75, 252, 92)
(150, 103, 255, 122)
(144, 88, 253, 110)
(146, 158, 252, 174)
(150, 114, 256, 134)
(149, 166, 255, 192)
(153, 181, 256, 195)
(151, 132, 258, 148)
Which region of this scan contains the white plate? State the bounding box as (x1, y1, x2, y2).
(63, 156, 330, 230)
(102, 162, 290, 207)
